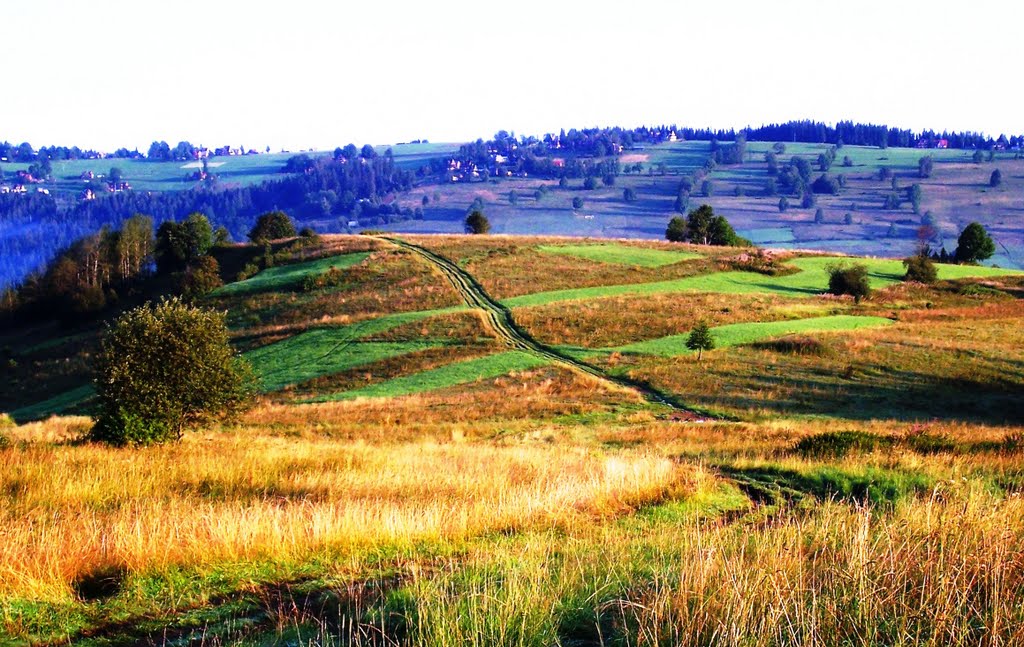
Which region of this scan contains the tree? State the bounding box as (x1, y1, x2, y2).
(508, 190, 518, 206)
(843, 213, 854, 225)
(918, 156, 933, 178)
(464, 209, 490, 234)
(180, 255, 224, 299)
(360, 144, 377, 159)
(685, 205, 715, 244)
(686, 321, 715, 360)
(623, 187, 636, 202)
(990, 169, 1002, 187)
(811, 174, 840, 195)
(583, 176, 598, 190)
(248, 211, 297, 242)
(903, 253, 937, 283)
(572, 196, 584, 209)
(972, 149, 984, 164)
(825, 262, 871, 303)
(778, 197, 789, 212)
(701, 179, 714, 197)
(954, 222, 995, 263)
(91, 298, 254, 445)
(665, 216, 687, 243)
(108, 167, 124, 185)
(155, 213, 213, 273)
(674, 189, 690, 214)
(801, 192, 816, 208)
(814, 208, 825, 224)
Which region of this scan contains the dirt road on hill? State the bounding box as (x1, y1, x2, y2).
(382, 236, 710, 419)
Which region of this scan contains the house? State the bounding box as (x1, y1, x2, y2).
(668, 131, 678, 143)
(80, 170, 95, 180)
(82, 188, 96, 201)
(36, 188, 49, 195)
(936, 139, 949, 149)
(551, 158, 565, 168)
(0, 185, 9, 194)
(12, 185, 27, 193)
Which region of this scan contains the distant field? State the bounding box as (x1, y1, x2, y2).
(378, 141, 1024, 269)
(608, 315, 894, 357)
(537, 242, 701, 267)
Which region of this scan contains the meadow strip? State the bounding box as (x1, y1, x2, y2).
(537, 243, 702, 267)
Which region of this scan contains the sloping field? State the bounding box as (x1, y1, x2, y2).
(309, 351, 550, 401)
(609, 315, 894, 357)
(213, 252, 370, 296)
(503, 257, 1023, 307)
(244, 307, 467, 392)
(537, 243, 701, 267)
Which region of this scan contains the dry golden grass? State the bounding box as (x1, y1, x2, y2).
(0, 426, 676, 604)
(514, 291, 832, 348)
(406, 234, 727, 300)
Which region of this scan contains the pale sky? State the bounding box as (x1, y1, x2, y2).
(5, 0, 1022, 152)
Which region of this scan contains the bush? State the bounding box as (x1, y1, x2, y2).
(665, 216, 687, 243)
(179, 255, 223, 299)
(622, 188, 636, 202)
(248, 211, 296, 243)
(903, 254, 937, 283)
(825, 262, 871, 302)
(90, 298, 255, 445)
(571, 197, 584, 210)
(794, 431, 892, 459)
(753, 335, 832, 357)
(464, 210, 490, 234)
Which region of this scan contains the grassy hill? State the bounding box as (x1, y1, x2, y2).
(2, 234, 1024, 645)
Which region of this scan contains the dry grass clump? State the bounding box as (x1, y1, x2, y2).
(0, 429, 676, 603)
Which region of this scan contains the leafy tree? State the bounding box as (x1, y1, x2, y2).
(800, 192, 816, 209)
(464, 209, 490, 234)
(814, 208, 825, 224)
(990, 169, 1002, 187)
(602, 174, 616, 187)
(108, 167, 124, 185)
(954, 222, 995, 263)
(674, 189, 690, 214)
(422, 194, 430, 206)
(665, 216, 687, 243)
(248, 211, 297, 242)
(764, 178, 777, 196)
(180, 255, 223, 299)
(686, 321, 715, 360)
(90, 298, 254, 445)
(883, 193, 901, 210)
(683, 205, 740, 246)
(360, 144, 377, 159)
(825, 262, 871, 303)
(903, 253, 937, 283)
(843, 213, 854, 225)
(701, 179, 714, 197)
(811, 174, 840, 195)
(842, 155, 853, 167)
(623, 187, 636, 202)
(878, 166, 892, 181)
(583, 176, 598, 190)
(918, 156, 933, 178)
(508, 190, 518, 206)
(572, 196, 584, 209)
(907, 183, 923, 214)
(778, 196, 789, 212)
(155, 213, 213, 273)
(972, 149, 984, 164)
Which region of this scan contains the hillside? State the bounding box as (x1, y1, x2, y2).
(2, 234, 1024, 644)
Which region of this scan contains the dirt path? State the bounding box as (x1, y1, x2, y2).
(382, 236, 709, 419)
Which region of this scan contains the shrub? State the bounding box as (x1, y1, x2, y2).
(248, 211, 296, 243)
(753, 335, 832, 357)
(622, 188, 636, 202)
(793, 431, 892, 459)
(464, 210, 490, 234)
(903, 254, 937, 283)
(825, 262, 871, 302)
(990, 169, 1002, 187)
(179, 255, 223, 299)
(571, 197, 584, 210)
(90, 298, 255, 445)
(665, 216, 687, 243)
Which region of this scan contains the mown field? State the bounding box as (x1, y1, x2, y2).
(2, 233, 1024, 645)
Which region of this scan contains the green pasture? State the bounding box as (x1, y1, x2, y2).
(10, 384, 95, 422)
(311, 351, 550, 401)
(537, 243, 701, 267)
(642, 141, 712, 173)
(503, 256, 1023, 307)
(739, 227, 796, 245)
(608, 315, 894, 357)
(244, 307, 467, 392)
(213, 252, 370, 297)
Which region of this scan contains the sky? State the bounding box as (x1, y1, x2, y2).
(5, 0, 1023, 152)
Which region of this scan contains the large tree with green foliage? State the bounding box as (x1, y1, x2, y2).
(248, 211, 297, 242)
(155, 213, 213, 273)
(955, 222, 995, 264)
(91, 298, 254, 445)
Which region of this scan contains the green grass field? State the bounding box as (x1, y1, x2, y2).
(213, 252, 370, 296)
(309, 351, 550, 400)
(503, 256, 1023, 307)
(537, 243, 701, 267)
(608, 315, 894, 357)
(9, 385, 95, 422)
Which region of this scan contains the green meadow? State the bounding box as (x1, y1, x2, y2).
(213, 252, 370, 296)
(537, 243, 701, 267)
